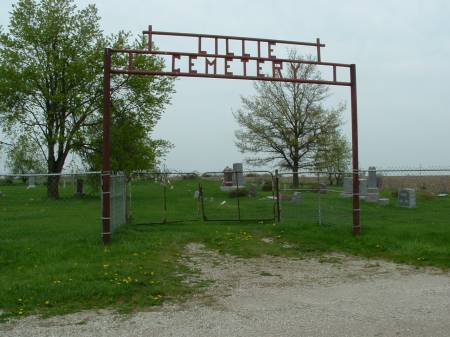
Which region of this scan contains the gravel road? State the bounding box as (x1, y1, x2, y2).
(1, 243, 449, 337)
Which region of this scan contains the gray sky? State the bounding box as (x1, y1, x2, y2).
(1, 0, 450, 172)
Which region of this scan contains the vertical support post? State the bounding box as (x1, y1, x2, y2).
(350, 64, 361, 236)
(102, 48, 112, 244)
(275, 170, 281, 223)
(163, 173, 167, 223)
(236, 171, 241, 221)
(199, 183, 206, 221)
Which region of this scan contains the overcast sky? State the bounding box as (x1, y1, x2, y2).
(1, 0, 449, 172)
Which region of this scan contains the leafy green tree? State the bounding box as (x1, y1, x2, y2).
(81, 32, 175, 175)
(234, 53, 344, 187)
(0, 0, 174, 198)
(314, 130, 351, 185)
(6, 135, 46, 175)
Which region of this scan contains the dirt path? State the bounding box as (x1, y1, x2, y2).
(1, 243, 449, 337)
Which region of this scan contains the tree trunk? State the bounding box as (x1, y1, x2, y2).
(292, 172, 300, 188)
(47, 175, 61, 199)
(292, 162, 299, 188)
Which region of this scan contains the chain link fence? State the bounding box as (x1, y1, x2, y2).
(129, 172, 203, 224)
(0, 171, 102, 240)
(1, 167, 449, 242)
(199, 171, 276, 222)
(359, 168, 450, 230)
(276, 170, 352, 227)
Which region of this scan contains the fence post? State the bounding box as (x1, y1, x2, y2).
(102, 48, 111, 244)
(199, 183, 207, 221)
(162, 174, 167, 224)
(350, 64, 361, 236)
(236, 171, 241, 221)
(275, 170, 281, 222)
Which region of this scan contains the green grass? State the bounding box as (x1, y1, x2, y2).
(0, 178, 449, 320)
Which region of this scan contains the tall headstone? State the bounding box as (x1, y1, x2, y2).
(74, 178, 85, 198)
(27, 176, 36, 189)
(398, 188, 416, 208)
(341, 176, 369, 199)
(359, 178, 368, 198)
(341, 176, 353, 198)
(366, 166, 380, 203)
(223, 166, 233, 186)
(368, 167, 377, 188)
(232, 163, 245, 187)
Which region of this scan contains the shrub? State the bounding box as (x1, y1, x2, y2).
(182, 173, 199, 180)
(228, 188, 248, 198)
(261, 180, 273, 192)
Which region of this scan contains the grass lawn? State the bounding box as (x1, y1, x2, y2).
(0, 177, 449, 319)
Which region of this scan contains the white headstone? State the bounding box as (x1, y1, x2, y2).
(291, 191, 301, 203)
(27, 176, 36, 189)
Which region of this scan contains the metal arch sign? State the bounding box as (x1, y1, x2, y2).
(109, 26, 352, 86)
(101, 26, 361, 244)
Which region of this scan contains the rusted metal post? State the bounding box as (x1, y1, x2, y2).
(275, 170, 281, 222)
(102, 48, 112, 244)
(236, 171, 241, 221)
(350, 64, 360, 236)
(199, 183, 206, 221)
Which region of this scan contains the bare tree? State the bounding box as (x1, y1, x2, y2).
(234, 53, 344, 187)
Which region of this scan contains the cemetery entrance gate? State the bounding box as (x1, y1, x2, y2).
(101, 26, 360, 244)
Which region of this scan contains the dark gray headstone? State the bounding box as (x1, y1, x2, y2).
(341, 176, 353, 198)
(368, 167, 377, 189)
(248, 185, 257, 197)
(74, 178, 85, 198)
(232, 163, 245, 187)
(398, 188, 416, 208)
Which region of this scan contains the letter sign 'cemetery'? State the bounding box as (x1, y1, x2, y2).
(109, 26, 352, 86)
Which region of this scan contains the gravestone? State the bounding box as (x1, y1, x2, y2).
(359, 178, 368, 198)
(378, 198, 389, 205)
(341, 176, 353, 198)
(248, 185, 257, 197)
(398, 188, 416, 208)
(366, 166, 379, 203)
(291, 191, 301, 203)
(194, 190, 200, 200)
(74, 178, 85, 198)
(340, 176, 369, 199)
(232, 163, 245, 187)
(223, 166, 233, 186)
(27, 176, 36, 189)
(319, 183, 328, 194)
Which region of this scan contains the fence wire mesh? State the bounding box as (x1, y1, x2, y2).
(199, 171, 276, 222)
(0, 172, 102, 240)
(109, 173, 126, 232)
(1, 167, 448, 242)
(277, 171, 352, 227)
(129, 172, 202, 224)
(359, 168, 450, 231)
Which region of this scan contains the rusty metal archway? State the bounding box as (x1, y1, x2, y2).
(101, 26, 360, 244)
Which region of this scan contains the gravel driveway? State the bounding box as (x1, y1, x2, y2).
(1, 243, 449, 337)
